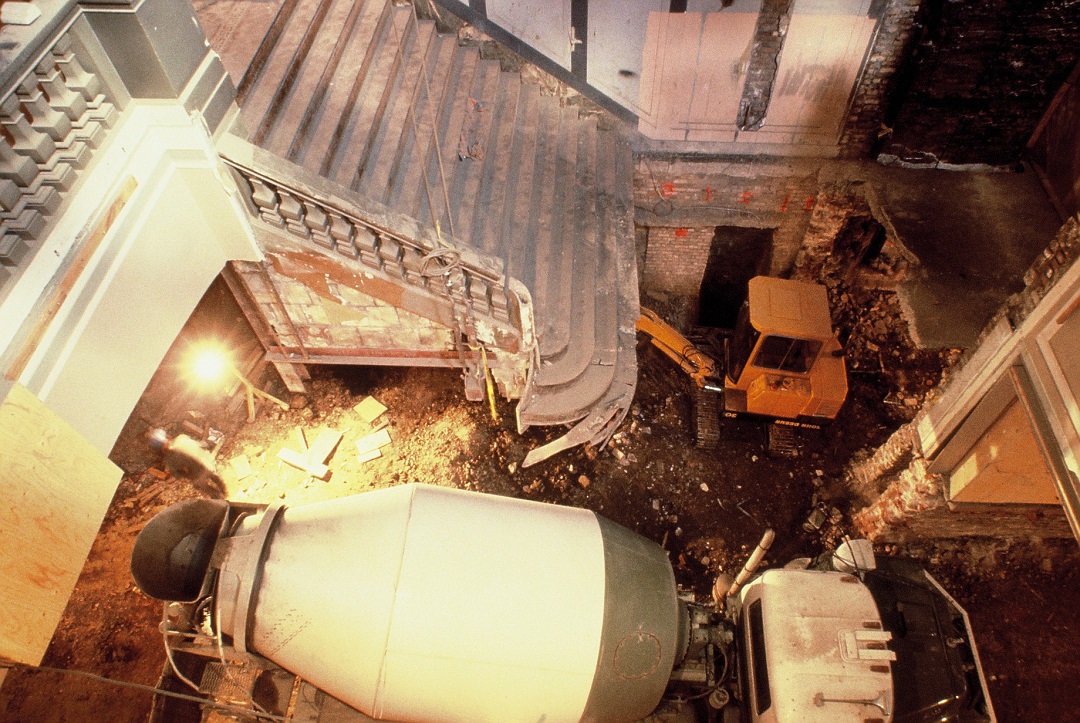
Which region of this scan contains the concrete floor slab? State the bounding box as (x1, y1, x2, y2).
(877, 166, 1061, 348)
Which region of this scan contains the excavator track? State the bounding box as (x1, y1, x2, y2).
(692, 387, 721, 449)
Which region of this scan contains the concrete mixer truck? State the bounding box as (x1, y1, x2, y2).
(131, 484, 994, 723)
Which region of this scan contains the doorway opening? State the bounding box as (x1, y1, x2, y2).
(697, 226, 773, 329)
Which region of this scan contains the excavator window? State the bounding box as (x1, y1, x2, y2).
(728, 302, 759, 383)
(752, 335, 822, 374)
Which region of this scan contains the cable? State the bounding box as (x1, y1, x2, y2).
(6, 663, 290, 721)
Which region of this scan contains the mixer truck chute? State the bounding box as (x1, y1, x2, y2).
(132, 485, 993, 723)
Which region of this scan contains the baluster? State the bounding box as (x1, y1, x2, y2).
(17, 78, 72, 142)
(0, 135, 38, 187)
(303, 204, 332, 249)
(52, 35, 101, 101)
(352, 226, 380, 269)
(328, 214, 357, 259)
(36, 59, 87, 122)
(276, 190, 308, 238)
(1, 95, 56, 164)
(378, 236, 404, 279)
(248, 176, 285, 227)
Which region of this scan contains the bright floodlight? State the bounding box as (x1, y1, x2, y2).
(191, 345, 229, 384)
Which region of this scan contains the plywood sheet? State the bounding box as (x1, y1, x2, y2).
(686, 12, 758, 142)
(742, 13, 877, 146)
(950, 399, 1061, 505)
(638, 11, 757, 142)
(0, 381, 122, 666)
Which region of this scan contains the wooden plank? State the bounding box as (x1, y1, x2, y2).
(5, 176, 137, 382)
(355, 427, 392, 456)
(685, 12, 755, 142)
(306, 428, 343, 464)
(747, 13, 877, 146)
(354, 395, 387, 423)
(0, 382, 122, 665)
(277, 447, 330, 478)
(272, 360, 309, 394)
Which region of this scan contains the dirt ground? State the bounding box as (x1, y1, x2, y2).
(2, 285, 1079, 722)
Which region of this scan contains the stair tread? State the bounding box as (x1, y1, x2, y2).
(260, 0, 358, 157)
(238, 0, 327, 138)
(468, 69, 521, 256)
(291, 0, 390, 167)
(441, 57, 502, 244)
(230, 9, 640, 451)
(356, 20, 439, 197)
(327, 5, 414, 186)
(384, 32, 458, 208)
(415, 45, 481, 227)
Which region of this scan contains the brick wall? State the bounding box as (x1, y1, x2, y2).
(839, 0, 922, 158)
(849, 217, 1080, 542)
(643, 226, 715, 299)
(634, 157, 821, 308)
(880, 0, 1080, 166)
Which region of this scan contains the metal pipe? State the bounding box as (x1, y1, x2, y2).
(725, 529, 775, 600)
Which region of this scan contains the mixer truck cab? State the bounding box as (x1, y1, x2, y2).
(729, 541, 995, 723)
(724, 276, 847, 425)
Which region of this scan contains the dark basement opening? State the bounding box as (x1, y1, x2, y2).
(697, 226, 774, 329)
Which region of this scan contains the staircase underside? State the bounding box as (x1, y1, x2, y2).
(221, 0, 638, 463)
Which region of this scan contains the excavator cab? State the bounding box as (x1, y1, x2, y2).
(724, 277, 847, 425)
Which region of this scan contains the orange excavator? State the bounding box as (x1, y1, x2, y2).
(637, 276, 848, 449)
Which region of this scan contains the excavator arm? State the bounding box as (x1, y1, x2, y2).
(636, 308, 720, 390)
(636, 308, 722, 448)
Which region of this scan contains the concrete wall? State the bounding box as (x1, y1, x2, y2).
(1, 105, 259, 454)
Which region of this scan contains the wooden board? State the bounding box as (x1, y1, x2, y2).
(0, 381, 122, 666)
(638, 11, 756, 142)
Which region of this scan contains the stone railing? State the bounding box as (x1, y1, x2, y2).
(0, 7, 127, 296)
(217, 135, 531, 353)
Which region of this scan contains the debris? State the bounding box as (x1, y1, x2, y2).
(578, 475, 590, 488)
(355, 448, 383, 465)
(354, 396, 388, 424)
(651, 499, 661, 511)
(355, 428, 392, 458)
(612, 447, 626, 461)
(803, 506, 828, 532)
(700, 482, 709, 492)
(230, 454, 254, 481)
(146, 467, 169, 480)
(293, 426, 308, 451)
(181, 420, 205, 438)
(508, 462, 517, 474)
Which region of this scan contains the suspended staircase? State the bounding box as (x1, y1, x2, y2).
(216, 0, 638, 465)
